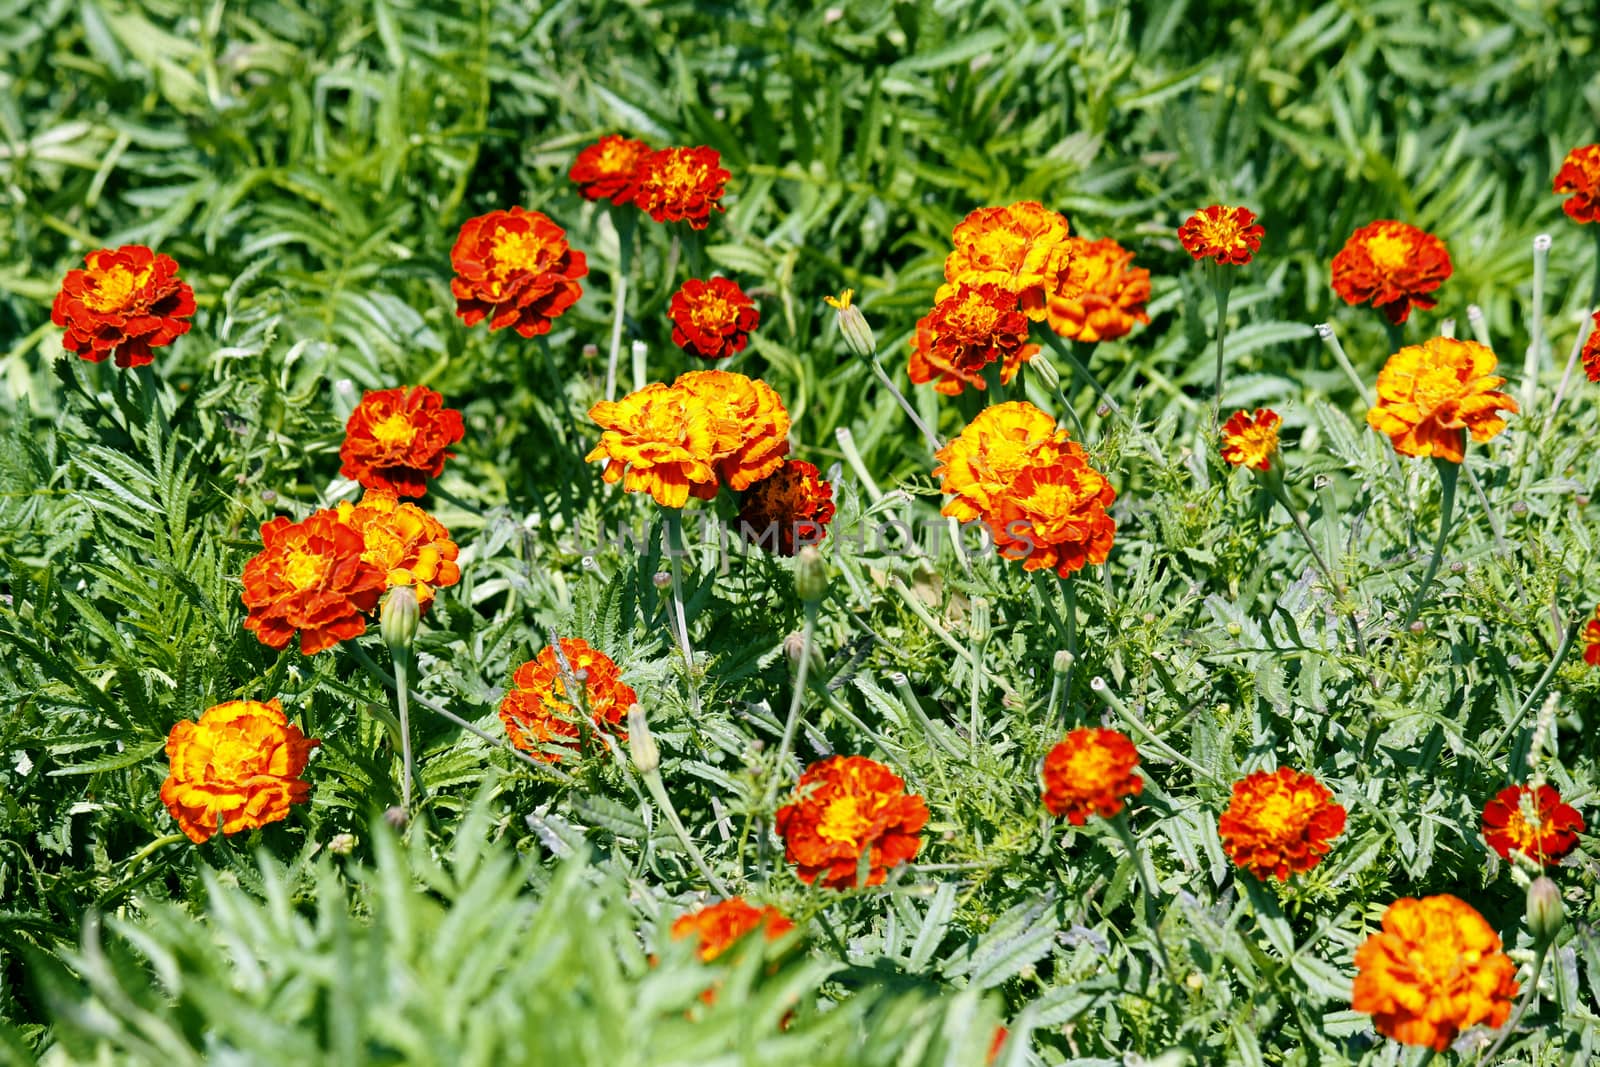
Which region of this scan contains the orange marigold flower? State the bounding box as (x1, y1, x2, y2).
(1330, 220, 1452, 325)
(774, 755, 929, 889)
(1040, 727, 1142, 824)
(241, 510, 386, 655)
(1365, 337, 1517, 463)
(339, 385, 465, 498)
(1352, 895, 1518, 1051)
(1177, 205, 1264, 266)
(450, 206, 587, 337)
(907, 282, 1038, 396)
(497, 637, 636, 760)
(1218, 767, 1347, 881)
(1043, 236, 1150, 342)
(51, 244, 196, 368)
(634, 146, 730, 229)
(738, 459, 835, 556)
(1580, 311, 1600, 383)
(674, 369, 791, 491)
(1553, 144, 1600, 224)
(587, 382, 720, 508)
(570, 134, 651, 205)
(335, 491, 461, 611)
(1220, 408, 1282, 471)
(671, 898, 795, 963)
(1481, 783, 1584, 865)
(1584, 604, 1600, 666)
(669, 277, 760, 361)
(944, 201, 1073, 321)
(934, 401, 1116, 577)
(160, 699, 318, 844)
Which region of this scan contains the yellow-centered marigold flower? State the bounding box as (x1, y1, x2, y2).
(774, 755, 928, 889)
(1330, 220, 1452, 325)
(1043, 236, 1151, 342)
(1218, 767, 1346, 881)
(1481, 784, 1584, 865)
(907, 282, 1038, 395)
(672, 898, 795, 963)
(1219, 408, 1282, 471)
(450, 207, 587, 337)
(497, 638, 636, 761)
(334, 491, 461, 611)
(1177, 205, 1264, 265)
(1580, 311, 1600, 382)
(160, 699, 318, 843)
(1366, 337, 1517, 463)
(634, 146, 730, 229)
(944, 201, 1073, 321)
(1553, 144, 1600, 224)
(1040, 727, 1142, 824)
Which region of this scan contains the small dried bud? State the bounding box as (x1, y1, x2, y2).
(380, 585, 420, 653)
(1510, 500, 1529, 516)
(261, 489, 277, 504)
(384, 805, 408, 830)
(970, 597, 992, 646)
(581, 342, 599, 360)
(328, 832, 356, 856)
(795, 546, 827, 604)
(1408, 620, 1426, 635)
(1578, 495, 1591, 507)
(652, 571, 672, 590)
(1527, 875, 1564, 944)
(1096, 402, 1112, 418)
(1449, 561, 1466, 574)
(783, 631, 820, 674)
(824, 289, 876, 359)
(627, 703, 659, 775)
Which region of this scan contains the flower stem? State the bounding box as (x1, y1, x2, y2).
(834, 426, 885, 503)
(768, 600, 819, 806)
(1550, 311, 1596, 417)
(604, 210, 636, 402)
(869, 356, 941, 455)
(967, 629, 988, 757)
(642, 765, 729, 895)
(1090, 676, 1216, 782)
(1477, 944, 1548, 1064)
(1524, 234, 1552, 414)
(1269, 480, 1369, 659)
(1403, 457, 1459, 626)
(125, 832, 187, 871)
(1108, 810, 1174, 975)
(1383, 318, 1405, 357)
(393, 645, 414, 809)
(662, 510, 704, 717)
(1210, 267, 1232, 420)
(1314, 323, 1372, 406)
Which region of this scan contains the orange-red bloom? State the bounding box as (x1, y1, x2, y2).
(52, 245, 195, 368)
(935, 401, 1116, 577)
(570, 134, 651, 205)
(1040, 727, 1142, 824)
(1177, 205, 1264, 266)
(738, 459, 835, 555)
(669, 277, 760, 361)
(1584, 604, 1600, 666)
(671, 898, 795, 963)
(1553, 144, 1600, 224)
(1220, 408, 1282, 471)
(1352, 895, 1518, 1051)
(160, 699, 318, 843)
(907, 283, 1038, 396)
(1581, 311, 1600, 383)
(1365, 337, 1517, 462)
(674, 369, 791, 491)
(339, 385, 464, 497)
(334, 491, 460, 610)
(1218, 767, 1346, 881)
(775, 755, 928, 889)
(497, 638, 636, 760)
(241, 509, 386, 655)
(944, 201, 1073, 321)
(1043, 236, 1150, 342)
(451, 207, 587, 337)
(634, 146, 729, 229)
(1331, 220, 1452, 325)
(1481, 783, 1584, 864)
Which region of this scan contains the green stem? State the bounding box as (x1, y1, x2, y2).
(1524, 234, 1551, 415)
(125, 832, 187, 871)
(1090, 676, 1217, 782)
(1550, 310, 1597, 417)
(870, 357, 941, 455)
(1382, 318, 1405, 357)
(981, 358, 1007, 403)
(1108, 811, 1174, 975)
(1314, 322, 1372, 406)
(1485, 613, 1578, 755)
(1403, 457, 1459, 626)
(394, 648, 414, 809)
(605, 210, 636, 402)
(768, 601, 819, 806)
(1269, 480, 1369, 659)
(643, 767, 729, 895)
(834, 426, 885, 503)
(1211, 269, 1232, 420)
(968, 634, 988, 757)
(1061, 578, 1078, 699)
(1477, 944, 1548, 1065)
(662, 510, 704, 717)
(888, 576, 1018, 698)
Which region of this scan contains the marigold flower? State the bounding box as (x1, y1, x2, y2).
(1219, 408, 1282, 471)
(1481, 783, 1584, 864)
(51, 244, 196, 368)
(1042, 236, 1150, 342)
(634, 146, 730, 229)
(570, 133, 651, 205)
(339, 385, 465, 498)
(1584, 604, 1600, 666)
(241, 509, 387, 655)
(1218, 767, 1346, 881)
(774, 755, 928, 889)
(674, 369, 791, 491)
(1040, 727, 1142, 824)
(671, 898, 795, 963)
(160, 699, 318, 843)
(1580, 311, 1600, 383)
(738, 459, 835, 555)
(1330, 220, 1452, 325)
(934, 401, 1116, 577)
(587, 382, 719, 508)
(335, 491, 461, 610)
(944, 201, 1073, 321)
(497, 637, 636, 760)
(1553, 144, 1600, 224)
(1365, 337, 1517, 463)
(1351, 895, 1518, 1051)
(907, 283, 1038, 396)
(450, 206, 587, 337)
(669, 277, 760, 361)
(1177, 205, 1264, 266)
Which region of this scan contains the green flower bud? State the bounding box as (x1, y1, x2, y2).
(1052, 649, 1074, 675)
(1527, 875, 1564, 944)
(380, 585, 419, 653)
(795, 546, 827, 605)
(825, 289, 876, 359)
(970, 596, 992, 646)
(628, 703, 660, 775)
(1031, 353, 1060, 392)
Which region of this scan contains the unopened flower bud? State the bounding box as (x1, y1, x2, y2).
(1510, 500, 1529, 516)
(1408, 620, 1425, 635)
(581, 342, 599, 360)
(1527, 875, 1563, 944)
(627, 703, 660, 775)
(1052, 650, 1074, 675)
(970, 597, 992, 646)
(328, 832, 356, 855)
(1449, 561, 1466, 574)
(1031, 354, 1060, 392)
(652, 571, 672, 590)
(384, 805, 408, 830)
(824, 289, 876, 359)
(381, 585, 420, 653)
(795, 546, 827, 604)
(1096, 402, 1112, 418)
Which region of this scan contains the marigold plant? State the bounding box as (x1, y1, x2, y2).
(1042, 236, 1150, 342)
(51, 244, 196, 368)
(1365, 337, 1517, 462)
(671, 898, 795, 963)
(907, 282, 1037, 395)
(450, 206, 587, 337)
(160, 699, 319, 844)
(1553, 143, 1600, 224)
(497, 637, 636, 760)
(633, 146, 729, 229)
(1217, 767, 1346, 881)
(943, 201, 1073, 321)
(570, 133, 651, 205)
(737, 459, 835, 556)
(1330, 220, 1452, 324)
(334, 491, 461, 610)
(668, 277, 760, 361)
(1040, 727, 1142, 824)
(241, 509, 387, 655)
(1351, 895, 1518, 1051)
(774, 755, 928, 889)
(339, 385, 465, 497)
(673, 369, 791, 491)
(1481, 783, 1584, 864)
(1177, 205, 1264, 265)
(1219, 408, 1282, 471)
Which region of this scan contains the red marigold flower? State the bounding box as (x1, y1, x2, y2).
(1043, 236, 1151, 342)
(907, 282, 1038, 396)
(1218, 767, 1347, 881)
(339, 385, 465, 498)
(1365, 337, 1516, 463)
(1553, 144, 1600, 224)
(160, 698, 318, 844)
(775, 755, 928, 889)
(738, 459, 835, 556)
(450, 206, 587, 337)
(944, 201, 1073, 321)
(51, 244, 196, 368)
(1584, 604, 1600, 666)
(570, 134, 652, 205)
(334, 491, 461, 611)
(1330, 220, 1452, 325)
(669, 276, 760, 361)
(1220, 408, 1282, 471)
(1178, 205, 1264, 266)
(1040, 727, 1142, 824)
(241, 509, 387, 655)
(634, 146, 730, 229)
(497, 637, 636, 761)
(1580, 311, 1600, 383)
(671, 898, 795, 963)
(1481, 783, 1584, 865)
